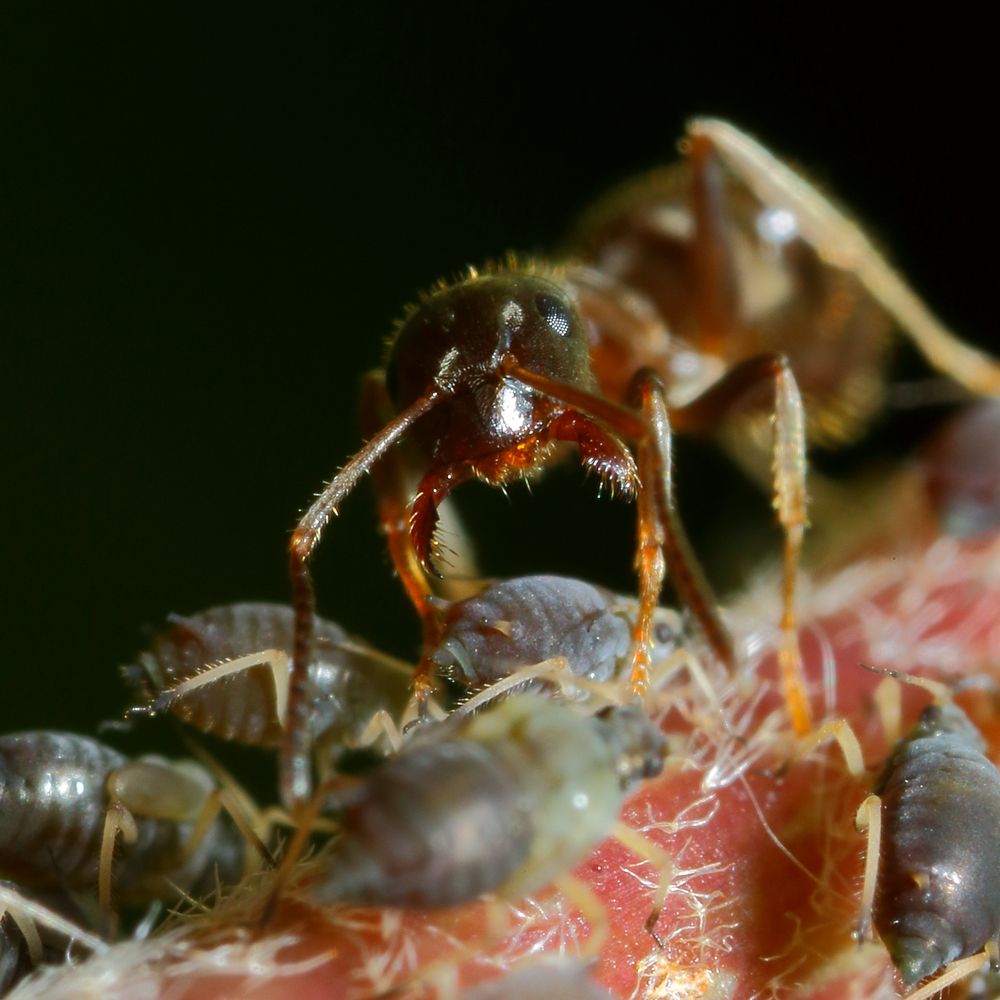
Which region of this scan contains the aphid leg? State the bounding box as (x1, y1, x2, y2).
(872, 676, 903, 752)
(796, 717, 867, 780)
(611, 821, 674, 948)
(674, 353, 810, 734)
(449, 657, 590, 720)
(904, 947, 994, 1000)
(0, 888, 43, 964)
(286, 381, 453, 807)
(552, 873, 609, 959)
(0, 883, 108, 956)
(142, 649, 289, 719)
(688, 118, 1000, 396)
(349, 708, 404, 754)
(859, 662, 952, 704)
(854, 794, 882, 945)
(501, 358, 734, 688)
(98, 801, 139, 920)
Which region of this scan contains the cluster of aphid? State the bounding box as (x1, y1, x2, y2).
(3, 119, 1000, 1000)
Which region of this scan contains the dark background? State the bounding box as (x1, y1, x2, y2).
(2, 7, 996, 746)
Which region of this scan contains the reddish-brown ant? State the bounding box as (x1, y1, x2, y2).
(283, 119, 1000, 805)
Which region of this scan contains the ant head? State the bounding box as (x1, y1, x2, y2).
(384, 270, 597, 468)
(387, 270, 593, 408)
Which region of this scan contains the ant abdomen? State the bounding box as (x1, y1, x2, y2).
(430, 575, 681, 689)
(874, 702, 1000, 986)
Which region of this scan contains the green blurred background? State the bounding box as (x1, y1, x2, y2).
(2, 6, 996, 755)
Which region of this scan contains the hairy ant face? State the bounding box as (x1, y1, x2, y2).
(386, 274, 595, 464)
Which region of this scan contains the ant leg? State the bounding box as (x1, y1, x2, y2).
(674, 352, 810, 734)
(684, 128, 744, 357)
(688, 118, 1000, 396)
(630, 369, 734, 691)
(501, 359, 733, 689)
(611, 821, 674, 948)
(363, 372, 482, 609)
(286, 381, 452, 807)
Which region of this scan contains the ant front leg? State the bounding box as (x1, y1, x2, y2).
(502, 359, 733, 692)
(286, 380, 452, 807)
(674, 352, 810, 734)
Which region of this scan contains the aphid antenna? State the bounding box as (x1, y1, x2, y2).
(857, 662, 951, 703)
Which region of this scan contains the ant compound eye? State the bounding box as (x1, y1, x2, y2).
(535, 292, 572, 337)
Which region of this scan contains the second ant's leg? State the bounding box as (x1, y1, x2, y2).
(674, 352, 811, 734)
(630, 369, 734, 692)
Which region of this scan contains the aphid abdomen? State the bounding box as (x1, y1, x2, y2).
(0, 732, 125, 889)
(311, 740, 533, 907)
(875, 706, 1000, 986)
(129, 603, 409, 750)
(431, 575, 632, 687)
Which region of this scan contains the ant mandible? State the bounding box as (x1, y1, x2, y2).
(281, 119, 1000, 806)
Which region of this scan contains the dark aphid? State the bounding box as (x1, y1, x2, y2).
(309, 693, 669, 913)
(429, 574, 681, 689)
(124, 602, 411, 755)
(0, 731, 245, 915)
(871, 701, 1000, 989)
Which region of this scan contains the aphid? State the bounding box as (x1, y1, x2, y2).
(860, 697, 1000, 999)
(0, 731, 250, 918)
(810, 672, 1000, 999)
(284, 119, 1000, 803)
(428, 573, 681, 692)
(124, 602, 411, 759)
(306, 693, 672, 950)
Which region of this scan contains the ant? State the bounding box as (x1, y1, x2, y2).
(283, 118, 1000, 805)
